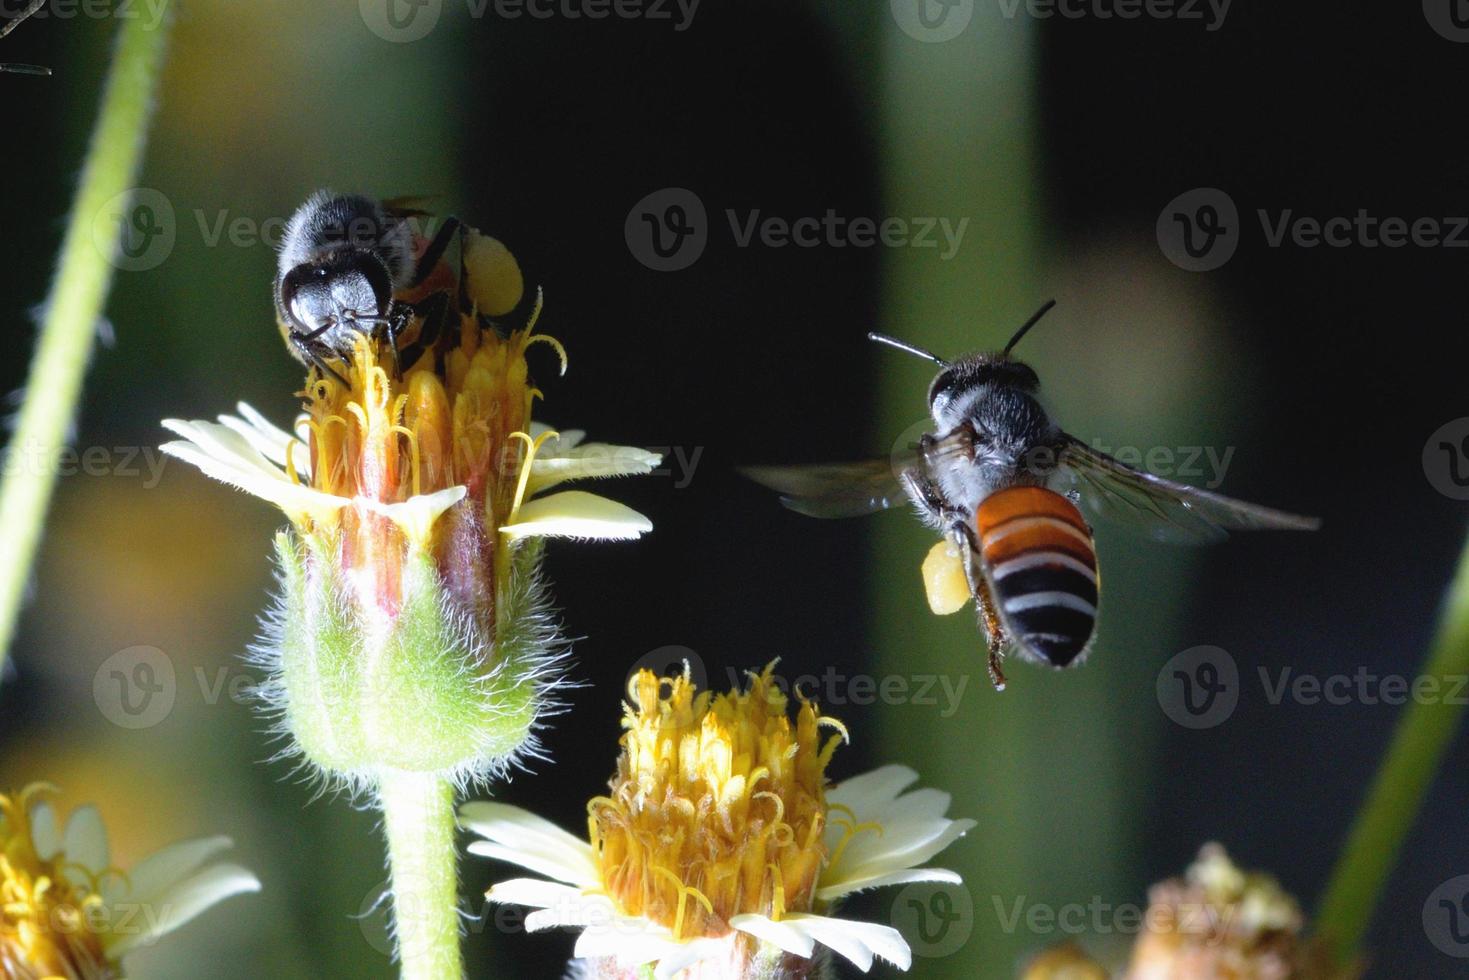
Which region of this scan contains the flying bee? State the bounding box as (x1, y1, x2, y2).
(743, 301, 1319, 690)
(275, 191, 463, 383)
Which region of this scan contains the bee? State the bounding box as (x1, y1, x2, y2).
(743, 301, 1319, 690)
(275, 191, 462, 383)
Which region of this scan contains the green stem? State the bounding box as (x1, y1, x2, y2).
(1315, 527, 1469, 964)
(379, 768, 463, 980)
(0, 11, 170, 678)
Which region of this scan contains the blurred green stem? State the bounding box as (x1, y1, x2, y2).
(379, 769, 462, 980)
(1316, 528, 1469, 964)
(0, 11, 170, 679)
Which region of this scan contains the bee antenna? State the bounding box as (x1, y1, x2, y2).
(867, 332, 948, 367)
(1002, 299, 1057, 357)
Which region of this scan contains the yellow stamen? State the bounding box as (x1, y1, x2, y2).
(591, 665, 840, 943)
(826, 815, 884, 871)
(524, 332, 569, 376)
(391, 425, 423, 498)
(502, 428, 559, 528)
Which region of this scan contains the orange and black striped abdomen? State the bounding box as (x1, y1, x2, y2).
(976, 486, 1099, 667)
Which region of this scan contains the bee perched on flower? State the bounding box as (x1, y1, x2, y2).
(0, 783, 259, 979)
(160, 198, 661, 977)
(462, 663, 974, 979)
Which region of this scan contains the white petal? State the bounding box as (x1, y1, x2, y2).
(219, 404, 304, 470)
(485, 877, 586, 913)
(160, 439, 350, 526)
(62, 805, 109, 875)
(730, 913, 816, 958)
(781, 914, 912, 973)
(105, 862, 260, 957)
(816, 867, 962, 902)
(460, 801, 600, 888)
(112, 836, 234, 906)
(528, 443, 663, 493)
(826, 765, 919, 817)
(501, 491, 652, 541)
(653, 936, 729, 980)
(833, 819, 976, 884)
(530, 423, 586, 449)
(572, 918, 677, 966)
(869, 788, 952, 824)
(30, 802, 60, 860)
(360, 486, 466, 546)
(523, 892, 620, 932)
(470, 841, 601, 892)
(161, 419, 285, 480)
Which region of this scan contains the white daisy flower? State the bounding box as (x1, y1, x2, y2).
(462, 665, 974, 979)
(160, 407, 658, 545)
(0, 783, 260, 979)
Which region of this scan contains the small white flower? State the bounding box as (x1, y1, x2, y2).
(1, 784, 260, 977)
(161, 404, 660, 543)
(461, 667, 973, 979)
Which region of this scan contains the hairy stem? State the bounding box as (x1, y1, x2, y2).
(0, 10, 170, 678)
(379, 768, 463, 980)
(1315, 528, 1469, 964)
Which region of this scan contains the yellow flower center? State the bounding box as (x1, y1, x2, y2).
(589, 665, 847, 943)
(0, 786, 115, 980)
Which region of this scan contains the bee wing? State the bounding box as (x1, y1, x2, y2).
(381, 195, 439, 218)
(740, 458, 909, 518)
(1054, 433, 1320, 544)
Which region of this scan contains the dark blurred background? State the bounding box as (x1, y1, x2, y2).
(1, 1, 1466, 977)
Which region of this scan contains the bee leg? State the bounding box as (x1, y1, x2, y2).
(972, 577, 1009, 692)
(411, 216, 462, 288)
(304, 350, 350, 389)
(945, 519, 1008, 691)
(393, 290, 452, 375)
(292, 334, 350, 388)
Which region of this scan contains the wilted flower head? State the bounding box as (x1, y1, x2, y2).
(0, 783, 258, 979)
(160, 227, 661, 789)
(463, 663, 974, 979)
(1128, 843, 1312, 980)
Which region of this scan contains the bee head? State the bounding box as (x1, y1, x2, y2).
(278, 249, 396, 338)
(926, 355, 1040, 428)
(868, 299, 1055, 428)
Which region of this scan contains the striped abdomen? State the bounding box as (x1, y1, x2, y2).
(977, 486, 1099, 667)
